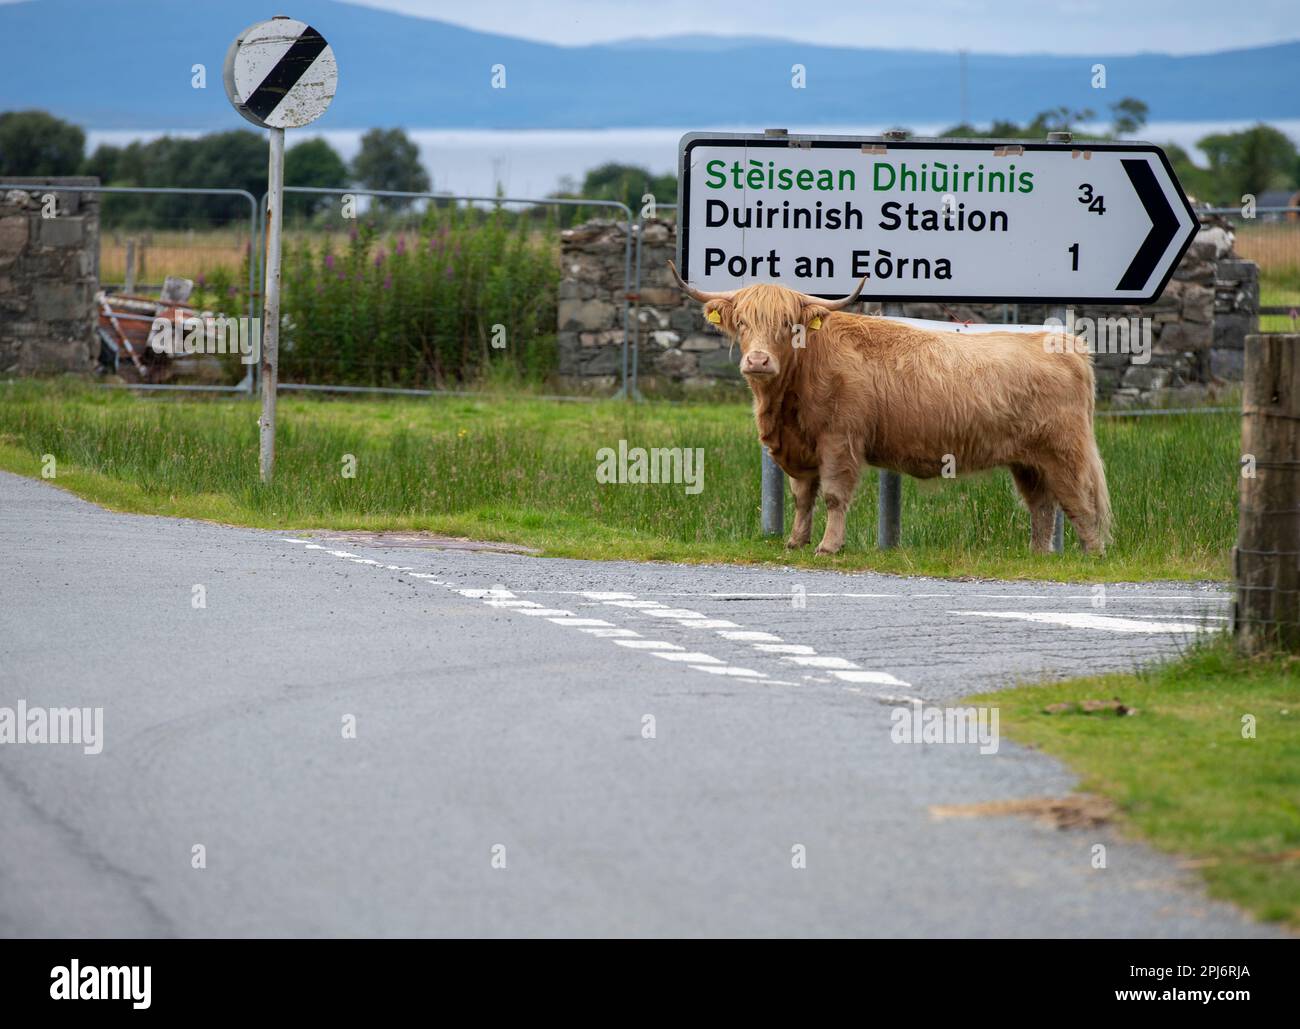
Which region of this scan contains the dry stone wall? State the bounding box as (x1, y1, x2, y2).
(0, 178, 100, 375)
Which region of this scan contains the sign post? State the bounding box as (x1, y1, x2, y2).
(679, 130, 1197, 550)
(224, 16, 338, 483)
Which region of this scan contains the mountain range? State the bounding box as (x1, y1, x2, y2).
(0, 0, 1296, 130)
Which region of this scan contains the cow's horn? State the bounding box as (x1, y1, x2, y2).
(667, 260, 736, 302)
(812, 275, 869, 311)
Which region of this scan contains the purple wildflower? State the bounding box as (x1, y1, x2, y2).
(324, 253, 335, 270)
(383, 275, 392, 290)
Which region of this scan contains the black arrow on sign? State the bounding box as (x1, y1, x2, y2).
(1116, 158, 1180, 292)
(245, 25, 327, 123)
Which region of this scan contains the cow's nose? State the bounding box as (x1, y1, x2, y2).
(747, 352, 770, 368)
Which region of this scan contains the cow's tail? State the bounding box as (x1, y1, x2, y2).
(1081, 356, 1112, 548)
(1087, 433, 1112, 548)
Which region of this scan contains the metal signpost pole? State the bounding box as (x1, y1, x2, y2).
(260, 127, 284, 482)
(877, 303, 905, 550)
(761, 448, 785, 537)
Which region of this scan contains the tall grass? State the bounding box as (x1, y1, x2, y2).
(280, 208, 559, 387)
(0, 383, 1239, 581)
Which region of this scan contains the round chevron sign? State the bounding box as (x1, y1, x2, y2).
(223, 17, 338, 130)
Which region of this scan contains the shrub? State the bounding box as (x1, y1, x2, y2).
(279, 207, 558, 386)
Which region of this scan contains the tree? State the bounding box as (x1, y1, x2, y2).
(1199, 124, 1297, 203)
(285, 137, 349, 218)
(0, 110, 85, 176)
(579, 162, 677, 215)
(350, 128, 430, 210)
(82, 143, 122, 184)
(1110, 97, 1148, 137)
(90, 130, 265, 227)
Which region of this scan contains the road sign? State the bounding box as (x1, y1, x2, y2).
(224, 16, 338, 483)
(677, 132, 1199, 304)
(223, 17, 337, 130)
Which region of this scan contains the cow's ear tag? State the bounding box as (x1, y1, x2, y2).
(808, 316, 822, 330)
(707, 310, 722, 324)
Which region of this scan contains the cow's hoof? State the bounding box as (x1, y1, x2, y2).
(814, 544, 842, 556)
(785, 537, 809, 550)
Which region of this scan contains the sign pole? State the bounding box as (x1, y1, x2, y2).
(1046, 300, 1068, 553)
(224, 15, 338, 484)
(877, 302, 905, 549)
(260, 126, 284, 483)
(761, 448, 785, 537)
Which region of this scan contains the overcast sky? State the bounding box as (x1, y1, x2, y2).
(345, 0, 1297, 54)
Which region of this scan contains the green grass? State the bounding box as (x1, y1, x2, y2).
(0, 379, 1240, 582)
(971, 642, 1300, 929)
(1261, 279, 1300, 334)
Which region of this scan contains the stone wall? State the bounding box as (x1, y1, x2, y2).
(558, 215, 1259, 402)
(0, 178, 100, 375)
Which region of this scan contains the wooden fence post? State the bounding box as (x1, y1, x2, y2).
(1235, 333, 1300, 654)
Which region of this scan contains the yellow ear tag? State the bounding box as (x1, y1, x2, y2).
(707, 310, 722, 324)
(809, 316, 822, 330)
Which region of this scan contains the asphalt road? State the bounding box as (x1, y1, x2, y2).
(0, 470, 1278, 937)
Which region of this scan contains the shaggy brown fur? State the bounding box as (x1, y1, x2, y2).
(697, 283, 1111, 555)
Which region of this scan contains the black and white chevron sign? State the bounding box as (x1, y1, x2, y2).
(223, 17, 338, 130)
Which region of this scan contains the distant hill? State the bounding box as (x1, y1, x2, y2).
(0, 0, 1296, 130)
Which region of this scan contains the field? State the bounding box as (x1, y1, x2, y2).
(0, 381, 1240, 582)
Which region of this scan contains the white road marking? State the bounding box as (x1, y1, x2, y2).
(581, 628, 641, 638)
(581, 592, 637, 600)
(643, 609, 709, 619)
(513, 608, 577, 617)
(689, 666, 767, 678)
(754, 644, 816, 655)
(674, 619, 741, 629)
(716, 630, 783, 642)
(951, 610, 1220, 633)
(602, 600, 666, 609)
(783, 656, 860, 669)
(483, 599, 542, 608)
(548, 618, 615, 627)
(832, 670, 912, 686)
(615, 640, 683, 650)
(651, 651, 723, 664)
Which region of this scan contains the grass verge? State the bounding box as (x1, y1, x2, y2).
(970, 641, 1300, 930)
(0, 380, 1238, 582)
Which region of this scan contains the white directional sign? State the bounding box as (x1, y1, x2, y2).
(223, 17, 338, 129)
(677, 133, 1199, 304)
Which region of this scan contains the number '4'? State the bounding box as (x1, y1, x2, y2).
(1078, 183, 1106, 214)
